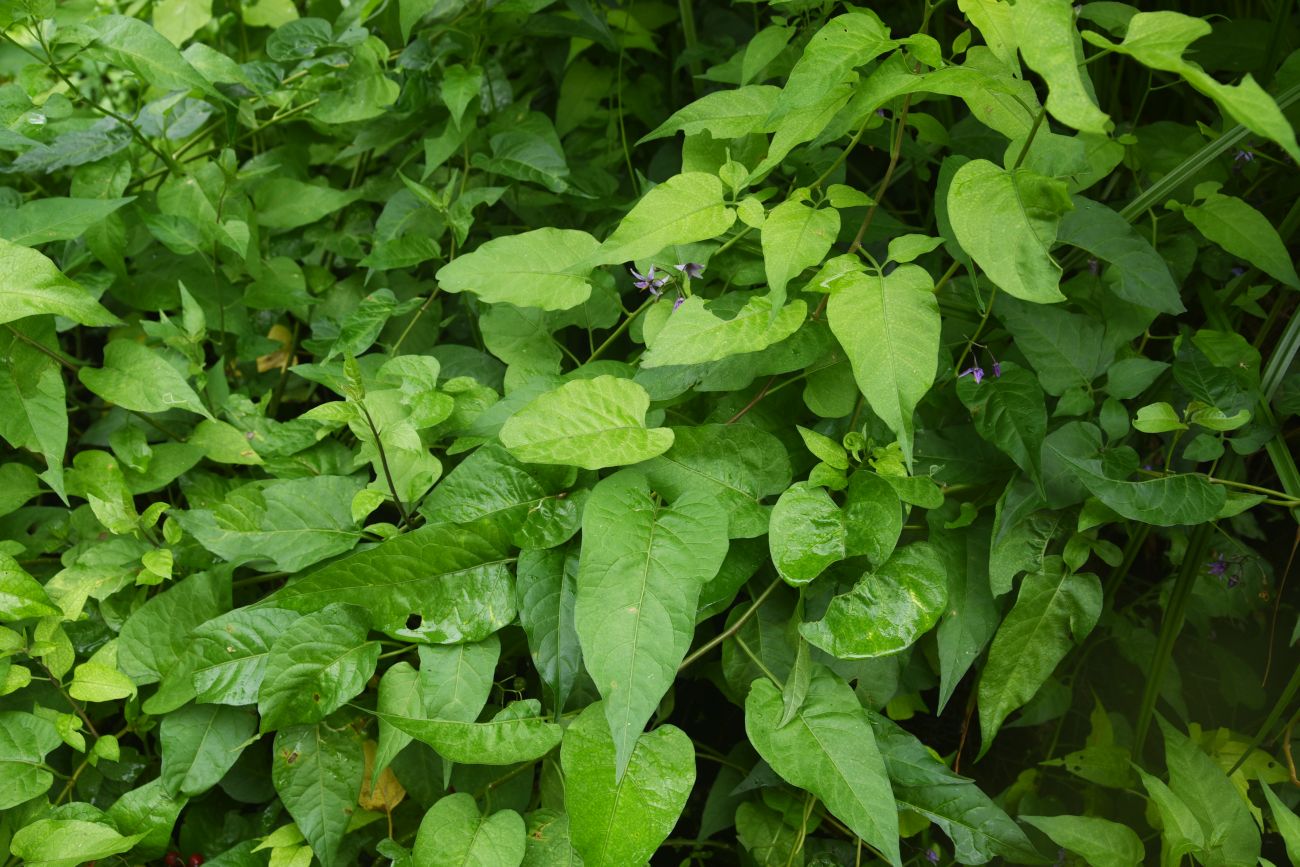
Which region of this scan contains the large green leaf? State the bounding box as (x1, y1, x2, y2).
(0, 320, 68, 497)
(640, 295, 807, 368)
(0, 711, 61, 809)
(522, 809, 581, 866)
(435, 229, 600, 311)
(641, 85, 781, 141)
(118, 569, 228, 686)
(593, 172, 736, 265)
(257, 604, 380, 732)
(376, 699, 562, 765)
(0, 197, 133, 246)
(1022, 815, 1144, 867)
(417, 637, 500, 723)
(929, 511, 998, 713)
(800, 542, 948, 659)
(766, 10, 894, 123)
(761, 200, 840, 312)
(636, 423, 792, 538)
(827, 265, 940, 465)
(575, 470, 728, 775)
(0, 237, 120, 326)
(1058, 196, 1184, 313)
(160, 702, 257, 796)
(1012, 0, 1109, 133)
(978, 558, 1101, 754)
(1082, 11, 1300, 162)
(561, 702, 695, 867)
(79, 340, 211, 418)
(174, 475, 365, 572)
(1261, 783, 1300, 866)
(997, 297, 1110, 395)
(189, 607, 301, 706)
(516, 545, 582, 714)
(843, 469, 903, 566)
(412, 793, 526, 867)
(957, 362, 1047, 485)
(869, 712, 1040, 863)
(746, 667, 901, 867)
(271, 724, 365, 867)
(77, 14, 216, 95)
(499, 376, 674, 469)
(10, 819, 145, 867)
(266, 519, 516, 642)
(768, 481, 845, 586)
(0, 553, 59, 620)
(252, 178, 360, 230)
(946, 160, 1072, 304)
(1174, 184, 1300, 290)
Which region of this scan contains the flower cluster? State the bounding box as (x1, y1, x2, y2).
(629, 262, 703, 310)
(959, 360, 1002, 385)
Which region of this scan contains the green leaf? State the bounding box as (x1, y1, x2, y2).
(997, 296, 1110, 395)
(1012, 0, 1109, 133)
(174, 476, 365, 572)
(1058, 196, 1184, 313)
(412, 793, 525, 867)
(761, 200, 840, 311)
(1261, 783, 1300, 866)
(796, 425, 849, 470)
(1156, 717, 1261, 867)
(800, 542, 948, 659)
(160, 702, 257, 796)
(10, 819, 145, 867)
(79, 339, 211, 418)
(0, 552, 59, 619)
(0, 197, 133, 246)
(417, 636, 500, 723)
(0, 237, 120, 326)
(516, 546, 581, 714)
(978, 558, 1101, 754)
(869, 712, 1041, 863)
(640, 295, 807, 368)
(153, 0, 212, 45)
(0, 711, 61, 809)
(435, 229, 600, 311)
(746, 667, 901, 867)
(735, 802, 803, 866)
(843, 469, 903, 566)
(499, 376, 674, 470)
(827, 265, 940, 465)
(376, 699, 562, 765)
(561, 702, 695, 867)
(420, 443, 581, 549)
(1174, 185, 1300, 290)
(769, 481, 845, 586)
(118, 569, 227, 686)
(258, 603, 379, 732)
(1082, 11, 1300, 162)
(1136, 767, 1206, 866)
(1133, 402, 1186, 433)
(190, 607, 301, 705)
(946, 159, 1072, 304)
(929, 511, 999, 713)
(474, 111, 570, 192)
(641, 85, 781, 141)
(593, 172, 736, 265)
(957, 362, 1047, 484)
(0, 323, 68, 499)
(1022, 815, 1145, 867)
(1042, 422, 1226, 525)
(766, 11, 894, 123)
(252, 178, 360, 230)
(272, 723, 365, 867)
(267, 520, 516, 643)
(77, 14, 216, 96)
(105, 778, 187, 860)
(70, 658, 138, 702)
(522, 809, 581, 866)
(575, 470, 728, 775)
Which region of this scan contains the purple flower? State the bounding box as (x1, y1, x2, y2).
(630, 265, 668, 296)
(1230, 266, 1246, 278)
(992, 361, 1002, 378)
(674, 262, 704, 279)
(1234, 149, 1255, 164)
(960, 366, 985, 384)
(925, 852, 940, 864)
(1207, 554, 1228, 576)
(672, 295, 685, 311)
(1227, 574, 1241, 588)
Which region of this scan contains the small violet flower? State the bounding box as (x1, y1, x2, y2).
(960, 366, 985, 385)
(630, 264, 668, 296)
(992, 361, 1002, 378)
(1230, 266, 1247, 278)
(672, 295, 685, 311)
(675, 262, 704, 279)
(1233, 149, 1255, 164)
(1207, 554, 1229, 576)
(925, 851, 940, 865)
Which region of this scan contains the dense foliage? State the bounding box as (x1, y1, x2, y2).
(2, 0, 1300, 864)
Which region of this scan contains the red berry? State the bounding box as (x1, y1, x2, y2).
(165, 855, 182, 867)
(188, 855, 205, 867)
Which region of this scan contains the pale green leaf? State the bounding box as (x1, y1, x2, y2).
(641, 85, 781, 141)
(79, 340, 211, 418)
(769, 482, 845, 586)
(412, 793, 525, 867)
(0, 237, 120, 326)
(640, 294, 807, 368)
(1022, 815, 1144, 867)
(761, 200, 840, 311)
(435, 229, 600, 311)
(593, 173, 735, 265)
(253, 178, 360, 230)
(1012, 0, 1109, 133)
(10, 819, 145, 867)
(0, 197, 133, 247)
(376, 699, 562, 765)
(0, 711, 61, 809)
(78, 14, 216, 96)
(0, 552, 59, 620)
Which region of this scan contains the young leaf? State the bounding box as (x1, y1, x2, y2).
(271, 723, 365, 867)
(640, 295, 807, 368)
(561, 702, 695, 867)
(946, 160, 1072, 304)
(827, 265, 940, 466)
(411, 793, 526, 867)
(435, 228, 601, 311)
(746, 666, 901, 867)
(978, 559, 1101, 754)
(575, 471, 728, 776)
(768, 482, 846, 585)
(499, 376, 674, 469)
(761, 200, 840, 312)
(800, 542, 948, 659)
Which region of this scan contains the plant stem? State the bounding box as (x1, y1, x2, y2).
(679, 578, 781, 671)
(358, 403, 411, 529)
(587, 297, 655, 363)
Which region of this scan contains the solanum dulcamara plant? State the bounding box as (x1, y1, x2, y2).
(2, 0, 1300, 864)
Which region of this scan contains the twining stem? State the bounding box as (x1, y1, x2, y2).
(735, 634, 783, 689)
(587, 297, 656, 364)
(358, 403, 411, 529)
(1011, 107, 1048, 170)
(679, 577, 782, 671)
